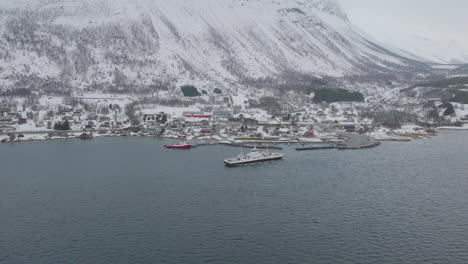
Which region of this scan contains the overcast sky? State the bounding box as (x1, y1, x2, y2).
(340, 0, 468, 44)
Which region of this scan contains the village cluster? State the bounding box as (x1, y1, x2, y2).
(1, 91, 468, 144)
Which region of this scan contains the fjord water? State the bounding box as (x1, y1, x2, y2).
(1, 131, 468, 264)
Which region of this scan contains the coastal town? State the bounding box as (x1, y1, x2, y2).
(1, 84, 467, 149)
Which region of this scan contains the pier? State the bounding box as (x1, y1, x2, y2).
(337, 133, 381, 149)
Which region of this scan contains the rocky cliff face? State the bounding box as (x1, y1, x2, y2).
(0, 0, 429, 91)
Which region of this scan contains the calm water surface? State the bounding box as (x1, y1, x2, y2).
(1, 131, 468, 264)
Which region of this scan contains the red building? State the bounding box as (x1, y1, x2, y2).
(304, 131, 315, 138)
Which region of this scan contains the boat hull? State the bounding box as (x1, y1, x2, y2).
(224, 156, 283, 167)
(165, 145, 192, 149)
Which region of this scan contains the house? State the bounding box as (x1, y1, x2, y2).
(0, 118, 15, 126)
(201, 119, 210, 126)
(18, 118, 27, 124)
(249, 132, 263, 138)
(278, 127, 290, 135)
(0, 99, 9, 108)
(321, 120, 335, 124)
(100, 122, 111, 128)
(200, 128, 212, 134)
(213, 110, 233, 119)
(172, 118, 185, 124)
(144, 127, 160, 134)
(228, 117, 243, 126)
(143, 114, 158, 122)
(58, 105, 73, 115)
(344, 125, 356, 132)
(100, 107, 110, 115)
(243, 118, 259, 127)
(0, 107, 11, 116)
(7, 112, 19, 119)
(247, 126, 258, 132)
(170, 127, 184, 133)
(304, 131, 315, 138)
(115, 122, 124, 128)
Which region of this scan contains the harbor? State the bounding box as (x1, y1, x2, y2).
(2, 131, 468, 264)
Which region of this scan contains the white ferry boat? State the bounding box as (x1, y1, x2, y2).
(224, 147, 284, 167)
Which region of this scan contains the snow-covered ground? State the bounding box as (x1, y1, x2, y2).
(139, 105, 203, 119)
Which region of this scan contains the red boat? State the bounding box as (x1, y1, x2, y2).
(79, 133, 93, 140)
(165, 142, 192, 149)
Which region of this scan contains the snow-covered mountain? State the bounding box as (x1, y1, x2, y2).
(339, 1, 468, 65)
(450, 64, 468, 76)
(0, 0, 429, 91)
(384, 34, 468, 65)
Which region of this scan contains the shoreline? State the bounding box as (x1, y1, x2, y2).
(1, 126, 466, 147)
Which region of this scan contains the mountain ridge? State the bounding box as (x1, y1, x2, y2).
(0, 0, 431, 91)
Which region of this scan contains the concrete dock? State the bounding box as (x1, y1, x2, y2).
(336, 133, 381, 149)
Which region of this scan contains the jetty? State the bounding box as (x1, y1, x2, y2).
(296, 143, 337, 151)
(336, 133, 381, 149)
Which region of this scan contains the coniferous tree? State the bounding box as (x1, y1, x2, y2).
(160, 114, 168, 124)
(53, 120, 71, 130)
(443, 104, 455, 116)
(64, 120, 71, 130)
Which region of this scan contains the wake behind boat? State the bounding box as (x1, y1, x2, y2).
(224, 147, 284, 167)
